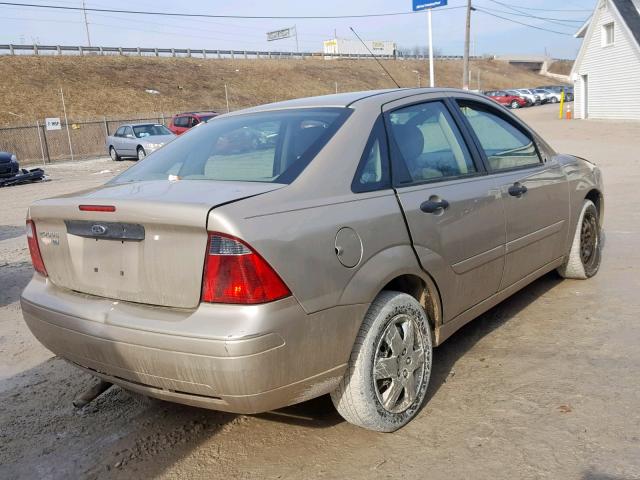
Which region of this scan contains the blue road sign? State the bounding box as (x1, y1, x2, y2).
(413, 0, 448, 11)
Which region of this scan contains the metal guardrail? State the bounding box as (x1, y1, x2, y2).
(0, 43, 482, 60)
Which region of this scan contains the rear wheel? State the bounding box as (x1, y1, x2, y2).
(331, 291, 432, 432)
(550, 97, 559, 104)
(137, 147, 146, 161)
(510, 100, 520, 109)
(557, 199, 602, 279)
(109, 146, 120, 161)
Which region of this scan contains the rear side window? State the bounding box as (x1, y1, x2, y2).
(352, 117, 390, 193)
(458, 101, 542, 171)
(386, 101, 477, 185)
(111, 108, 351, 185)
(115, 127, 125, 137)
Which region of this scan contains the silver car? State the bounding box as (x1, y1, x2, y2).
(22, 89, 604, 432)
(107, 123, 176, 161)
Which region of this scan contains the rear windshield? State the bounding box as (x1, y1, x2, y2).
(198, 115, 216, 122)
(133, 124, 172, 138)
(111, 108, 350, 185)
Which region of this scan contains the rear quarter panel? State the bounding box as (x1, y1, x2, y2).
(205, 104, 421, 315)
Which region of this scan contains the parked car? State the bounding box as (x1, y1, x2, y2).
(534, 88, 562, 104)
(0, 151, 46, 187)
(168, 111, 219, 135)
(538, 85, 574, 102)
(515, 88, 542, 105)
(485, 90, 528, 109)
(530, 89, 556, 104)
(22, 89, 604, 432)
(0, 151, 19, 178)
(107, 123, 176, 161)
(505, 89, 535, 106)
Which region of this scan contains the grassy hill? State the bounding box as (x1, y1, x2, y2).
(0, 55, 564, 126)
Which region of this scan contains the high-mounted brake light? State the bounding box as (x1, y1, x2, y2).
(201, 232, 290, 304)
(79, 205, 116, 212)
(26, 219, 47, 277)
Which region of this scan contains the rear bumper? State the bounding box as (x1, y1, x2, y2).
(21, 276, 365, 414)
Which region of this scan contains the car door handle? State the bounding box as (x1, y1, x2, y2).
(508, 183, 528, 197)
(420, 198, 450, 214)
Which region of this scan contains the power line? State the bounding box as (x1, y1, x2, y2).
(0, 1, 466, 19)
(480, 1, 592, 13)
(480, 2, 586, 24)
(474, 8, 574, 36)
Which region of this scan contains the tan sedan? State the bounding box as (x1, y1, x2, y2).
(22, 88, 603, 432)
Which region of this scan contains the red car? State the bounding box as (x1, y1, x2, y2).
(168, 111, 218, 135)
(485, 91, 528, 109)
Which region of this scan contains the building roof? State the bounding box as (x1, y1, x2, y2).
(611, 0, 640, 47)
(572, 0, 640, 77)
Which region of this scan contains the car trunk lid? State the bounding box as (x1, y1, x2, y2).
(29, 180, 283, 309)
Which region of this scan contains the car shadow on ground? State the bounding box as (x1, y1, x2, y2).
(0, 260, 32, 308)
(423, 271, 563, 405)
(0, 225, 24, 242)
(1, 272, 563, 479)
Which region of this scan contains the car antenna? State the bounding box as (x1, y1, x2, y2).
(349, 26, 401, 88)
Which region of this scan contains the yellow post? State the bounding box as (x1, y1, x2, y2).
(558, 90, 565, 119)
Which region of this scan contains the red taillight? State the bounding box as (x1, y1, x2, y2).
(79, 205, 116, 212)
(201, 232, 290, 304)
(26, 219, 47, 277)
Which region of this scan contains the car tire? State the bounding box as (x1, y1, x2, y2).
(510, 100, 520, 109)
(330, 291, 433, 432)
(551, 97, 558, 104)
(557, 199, 602, 279)
(109, 146, 120, 161)
(137, 147, 146, 161)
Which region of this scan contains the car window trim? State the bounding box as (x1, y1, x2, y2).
(383, 98, 487, 189)
(450, 98, 545, 174)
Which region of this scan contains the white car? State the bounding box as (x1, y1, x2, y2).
(533, 89, 561, 104)
(506, 90, 535, 106)
(515, 89, 542, 105)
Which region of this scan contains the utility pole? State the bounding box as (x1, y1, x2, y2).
(462, 0, 473, 90)
(82, 0, 91, 47)
(427, 9, 435, 87)
(60, 88, 74, 161)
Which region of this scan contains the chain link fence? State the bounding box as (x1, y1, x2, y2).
(0, 110, 224, 166)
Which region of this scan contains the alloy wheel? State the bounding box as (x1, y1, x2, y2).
(374, 314, 427, 414)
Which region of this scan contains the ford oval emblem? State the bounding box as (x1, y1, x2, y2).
(91, 224, 108, 235)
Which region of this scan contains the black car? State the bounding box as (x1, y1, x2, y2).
(0, 151, 19, 178)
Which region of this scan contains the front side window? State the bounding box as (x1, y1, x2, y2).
(111, 108, 350, 185)
(386, 101, 477, 185)
(458, 101, 542, 171)
(174, 116, 189, 128)
(124, 127, 134, 138)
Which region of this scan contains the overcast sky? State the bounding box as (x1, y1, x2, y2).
(1, 0, 596, 59)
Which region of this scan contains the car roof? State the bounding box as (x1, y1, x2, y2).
(224, 88, 492, 115)
(175, 111, 217, 117)
(119, 123, 163, 128)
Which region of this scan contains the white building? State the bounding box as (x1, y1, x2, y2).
(323, 38, 396, 58)
(572, 0, 640, 119)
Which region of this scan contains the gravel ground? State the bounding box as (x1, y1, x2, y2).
(1, 105, 639, 480)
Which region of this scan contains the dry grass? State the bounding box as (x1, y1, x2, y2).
(0, 55, 564, 126)
(547, 60, 574, 76)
